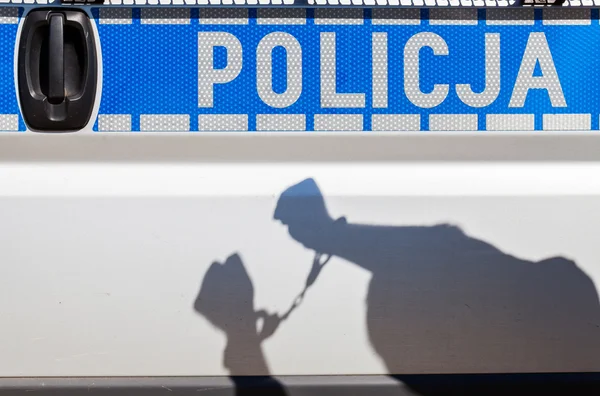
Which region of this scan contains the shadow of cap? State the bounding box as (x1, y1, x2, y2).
(273, 178, 331, 226)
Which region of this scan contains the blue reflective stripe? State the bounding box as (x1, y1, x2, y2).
(92, 8, 600, 131)
(0, 7, 25, 132)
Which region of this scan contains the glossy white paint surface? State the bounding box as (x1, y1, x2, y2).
(0, 135, 599, 376)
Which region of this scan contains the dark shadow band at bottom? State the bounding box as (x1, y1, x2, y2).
(1, 373, 600, 395)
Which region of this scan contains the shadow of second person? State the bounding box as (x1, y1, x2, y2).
(274, 178, 600, 374)
(194, 253, 287, 396)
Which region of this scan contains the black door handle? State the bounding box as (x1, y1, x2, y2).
(18, 9, 97, 132)
(48, 13, 65, 105)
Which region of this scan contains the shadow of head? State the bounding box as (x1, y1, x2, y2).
(193, 253, 256, 334)
(274, 178, 335, 251)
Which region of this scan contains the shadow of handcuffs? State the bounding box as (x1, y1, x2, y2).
(255, 251, 333, 341)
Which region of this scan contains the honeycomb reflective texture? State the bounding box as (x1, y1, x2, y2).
(91, 8, 600, 132)
(0, 8, 24, 132)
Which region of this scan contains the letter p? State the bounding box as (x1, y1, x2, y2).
(198, 32, 243, 108)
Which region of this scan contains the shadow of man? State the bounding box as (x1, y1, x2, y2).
(274, 178, 600, 393)
(194, 253, 287, 396)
